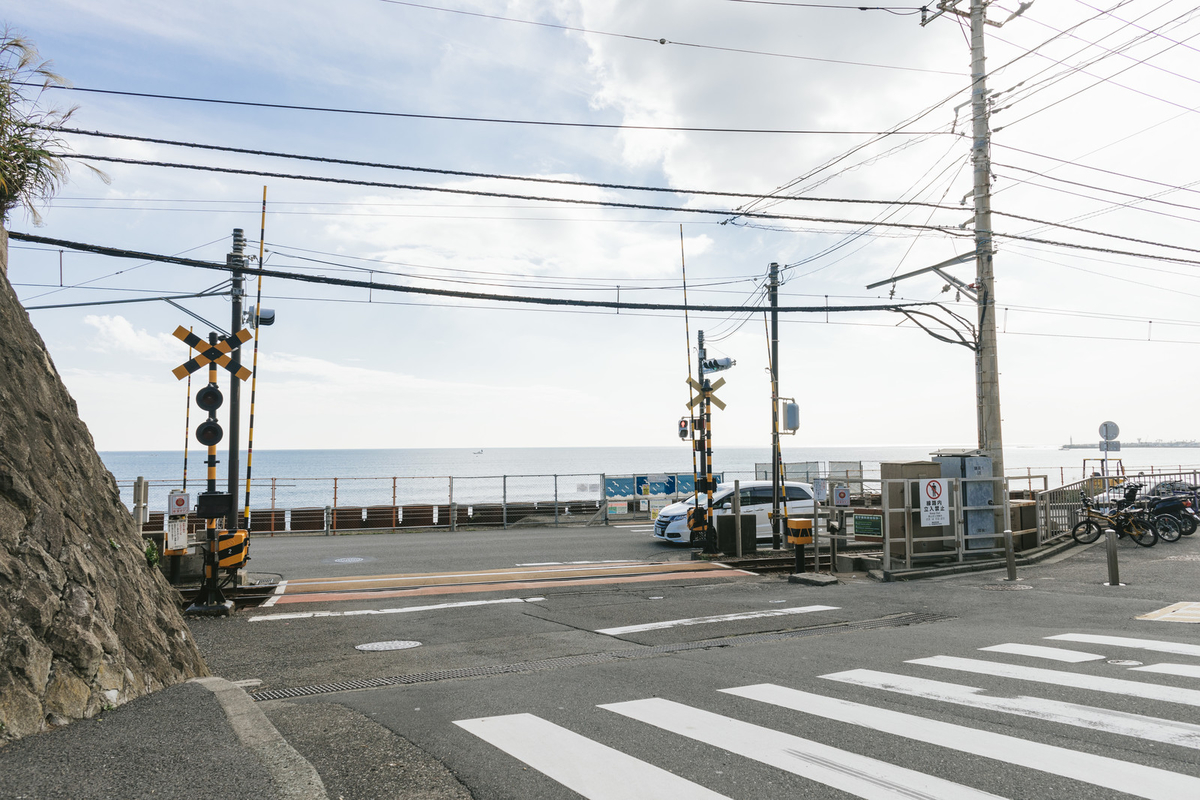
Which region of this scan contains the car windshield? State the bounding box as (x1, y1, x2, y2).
(680, 489, 733, 507)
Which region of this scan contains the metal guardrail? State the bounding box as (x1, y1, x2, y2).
(121, 473, 609, 533)
(1036, 469, 1200, 545)
(881, 477, 1011, 572)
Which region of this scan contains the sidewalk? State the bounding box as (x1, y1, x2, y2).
(0, 678, 322, 800)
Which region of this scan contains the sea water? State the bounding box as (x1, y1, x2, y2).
(101, 445, 1200, 512)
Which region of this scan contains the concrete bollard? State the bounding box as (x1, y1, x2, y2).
(1105, 528, 1121, 586)
(1003, 529, 1017, 581)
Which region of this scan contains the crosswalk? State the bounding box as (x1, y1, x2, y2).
(454, 631, 1200, 799)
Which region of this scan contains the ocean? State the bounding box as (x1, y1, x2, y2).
(101, 445, 1200, 513)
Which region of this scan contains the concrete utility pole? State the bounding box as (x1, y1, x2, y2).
(768, 262, 782, 550)
(969, 0, 1006, 481)
(227, 229, 246, 531)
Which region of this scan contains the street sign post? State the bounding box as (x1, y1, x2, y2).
(1099, 421, 1120, 476)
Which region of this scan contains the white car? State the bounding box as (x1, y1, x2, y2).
(652, 480, 815, 545)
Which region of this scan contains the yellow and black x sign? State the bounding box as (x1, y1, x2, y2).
(686, 376, 726, 410)
(171, 326, 253, 381)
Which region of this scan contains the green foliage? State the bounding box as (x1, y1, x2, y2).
(144, 539, 160, 568)
(0, 29, 105, 224)
(107, 537, 120, 550)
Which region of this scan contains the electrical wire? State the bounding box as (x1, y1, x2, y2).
(378, 0, 953, 73)
(70, 153, 973, 235)
(24, 83, 953, 135)
(10, 231, 941, 315)
(54, 126, 962, 210)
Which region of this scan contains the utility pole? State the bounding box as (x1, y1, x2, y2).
(968, 0, 1005, 482)
(917, 0, 1007, 479)
(227, 229, 246, 532)
(768, 262, 782, 550)
(696, 330, 715, 554)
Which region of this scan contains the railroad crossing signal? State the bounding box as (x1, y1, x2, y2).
(686, 376, 726, 410)
(171, 326, 253, 381)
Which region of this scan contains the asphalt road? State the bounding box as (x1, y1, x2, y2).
(190, 527, 1200, 800)
(243, 521, 682, 582)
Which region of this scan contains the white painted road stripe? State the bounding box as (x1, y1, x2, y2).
(725, 683, 1200, 800)
(908, 655, 1200, 708)
(602, 698, 1006, 800)
(454, 713, 732, 800)
(1131, 663, 1200, 679)
(1046, 633, 1200, 658)
(261, 580, 287, 608)
(978, 643, 1105, 663)
(248, 596, 545, 622)
(514, 560, 640, 567)
(281, 562, 664, 591)
(595, 604, 838, 636)
(821, 669, 1200, 750)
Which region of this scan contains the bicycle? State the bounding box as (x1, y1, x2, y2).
(1072, 490, 1158, 547)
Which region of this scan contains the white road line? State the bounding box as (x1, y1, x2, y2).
(978, 643, 1105, 662)
(724, 683, 1200, 800)
(284, 562, 657, 589)
(514, 560, 640, 567)
(1131, 663, 1200, 679)
(602, 698, 1006, 800)
(1046, 633, 1200, 658)
(454, 713, 732, 800)
(261, 580, 287, 608)
(248, 596, 544, 623)
(821, 668, 1200, 750)
(907, 655, 1200, 708)
(595, 605, 838, 636)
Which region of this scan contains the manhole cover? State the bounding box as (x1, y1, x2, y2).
(980, 583, 1032, 591)
(356, 640, 422, 652)
(334, 557, 365, 564)
(1164, 555, 1200, 561)
(1107, 659, 1143, 666)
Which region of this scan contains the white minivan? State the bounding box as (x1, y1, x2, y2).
(652, 480, 815, 545)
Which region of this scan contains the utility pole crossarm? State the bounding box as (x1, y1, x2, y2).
(865, 251, 977, 290)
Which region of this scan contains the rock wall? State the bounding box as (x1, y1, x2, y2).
(0, 227, 208, 743)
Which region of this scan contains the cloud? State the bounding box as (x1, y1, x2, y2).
(82, 315, 185, 362)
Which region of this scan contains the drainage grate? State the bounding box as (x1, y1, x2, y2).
(980, 583, 1033, 591)
(250, 611, 952, 701)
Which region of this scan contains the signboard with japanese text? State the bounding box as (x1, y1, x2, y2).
(166, 518, 188, 551)
(919, 478, 950, 526)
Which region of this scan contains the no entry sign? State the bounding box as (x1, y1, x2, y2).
(920, 478, 949, 526)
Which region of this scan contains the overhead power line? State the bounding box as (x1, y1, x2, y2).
(69, 153, 970, 235)
(10, 232, 943, 314)
(23, 83, 952, 135)
(378, 0, 952, 72)
(69, 151, 1200, 257)
(54, 127, 961, 210)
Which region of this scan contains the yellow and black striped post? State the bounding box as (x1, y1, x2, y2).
(202, 354, 221, 599)
(242, 187, 268, 530)
(702, 377, 716, 553)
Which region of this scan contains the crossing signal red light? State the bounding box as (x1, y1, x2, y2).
(196, 420, 223, 447)
(678, 418, 691, 439)
(196, 385, 223, 412)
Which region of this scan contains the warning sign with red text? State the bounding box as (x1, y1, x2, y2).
(919, 478, 950, 526)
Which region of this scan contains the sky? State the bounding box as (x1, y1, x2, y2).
(3, 0, 1200, 455)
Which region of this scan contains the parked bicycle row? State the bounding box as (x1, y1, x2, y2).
(1072, 481, 1198, 547)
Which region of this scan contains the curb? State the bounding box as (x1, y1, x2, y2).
(873, 537, 1078, 582)
(191, 677, 328, 800)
